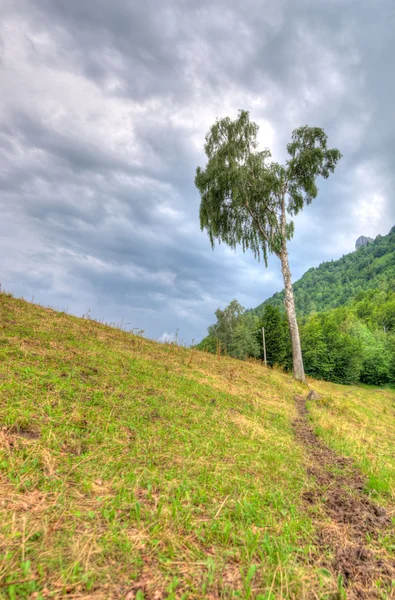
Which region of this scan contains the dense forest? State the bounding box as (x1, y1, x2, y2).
(253, 225, 395, 317)
(198, 226, 395, 385)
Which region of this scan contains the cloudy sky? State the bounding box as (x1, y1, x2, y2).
(1, 0, 394, 343)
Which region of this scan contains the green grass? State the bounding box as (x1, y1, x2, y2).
(0, 293, 394, 598)
(307, 380, 395, 501)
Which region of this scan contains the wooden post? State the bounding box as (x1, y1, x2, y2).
(262, 327, 267, 367)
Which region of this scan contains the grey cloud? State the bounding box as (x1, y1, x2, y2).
(0, 0, 394, 342)
(4, 112, 132, 174)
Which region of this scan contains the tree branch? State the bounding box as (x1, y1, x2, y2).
(244, 199, 268, 242)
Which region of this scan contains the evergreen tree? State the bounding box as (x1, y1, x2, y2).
(301, 315, 333, 380)
(258, 305, 292, 368)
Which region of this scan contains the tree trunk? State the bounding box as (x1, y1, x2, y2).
(279, 247, 306, 382)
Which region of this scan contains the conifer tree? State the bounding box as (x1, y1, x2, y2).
(258, 305, 291, 368)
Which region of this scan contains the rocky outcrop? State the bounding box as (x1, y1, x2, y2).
(355, 235, 373, 250)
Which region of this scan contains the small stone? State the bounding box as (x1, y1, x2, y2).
(306, 389, 321, 401)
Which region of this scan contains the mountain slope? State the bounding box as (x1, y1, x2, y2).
(253, 225, 395, 317)
(0, 293, 394, 598)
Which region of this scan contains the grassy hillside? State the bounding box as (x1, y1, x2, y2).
(0, 293, 394, 599)
(253, 226, 395, 317)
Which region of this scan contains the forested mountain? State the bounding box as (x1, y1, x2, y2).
(253, 225, 395, 317)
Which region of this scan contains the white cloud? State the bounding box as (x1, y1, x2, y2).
(159, 331, 177, 343)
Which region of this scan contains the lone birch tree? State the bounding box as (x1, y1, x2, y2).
(195, 110, 342, 381)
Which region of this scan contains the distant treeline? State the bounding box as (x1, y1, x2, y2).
(198, 290, 395, 385)
(198, 226, 395, 385)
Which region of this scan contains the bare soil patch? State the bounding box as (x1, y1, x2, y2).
(293, 394, 395, 599)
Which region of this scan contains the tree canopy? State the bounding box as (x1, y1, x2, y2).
(196, 110, 342, 265)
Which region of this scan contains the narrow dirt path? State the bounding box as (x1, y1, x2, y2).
(293, 394, 395, 599)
